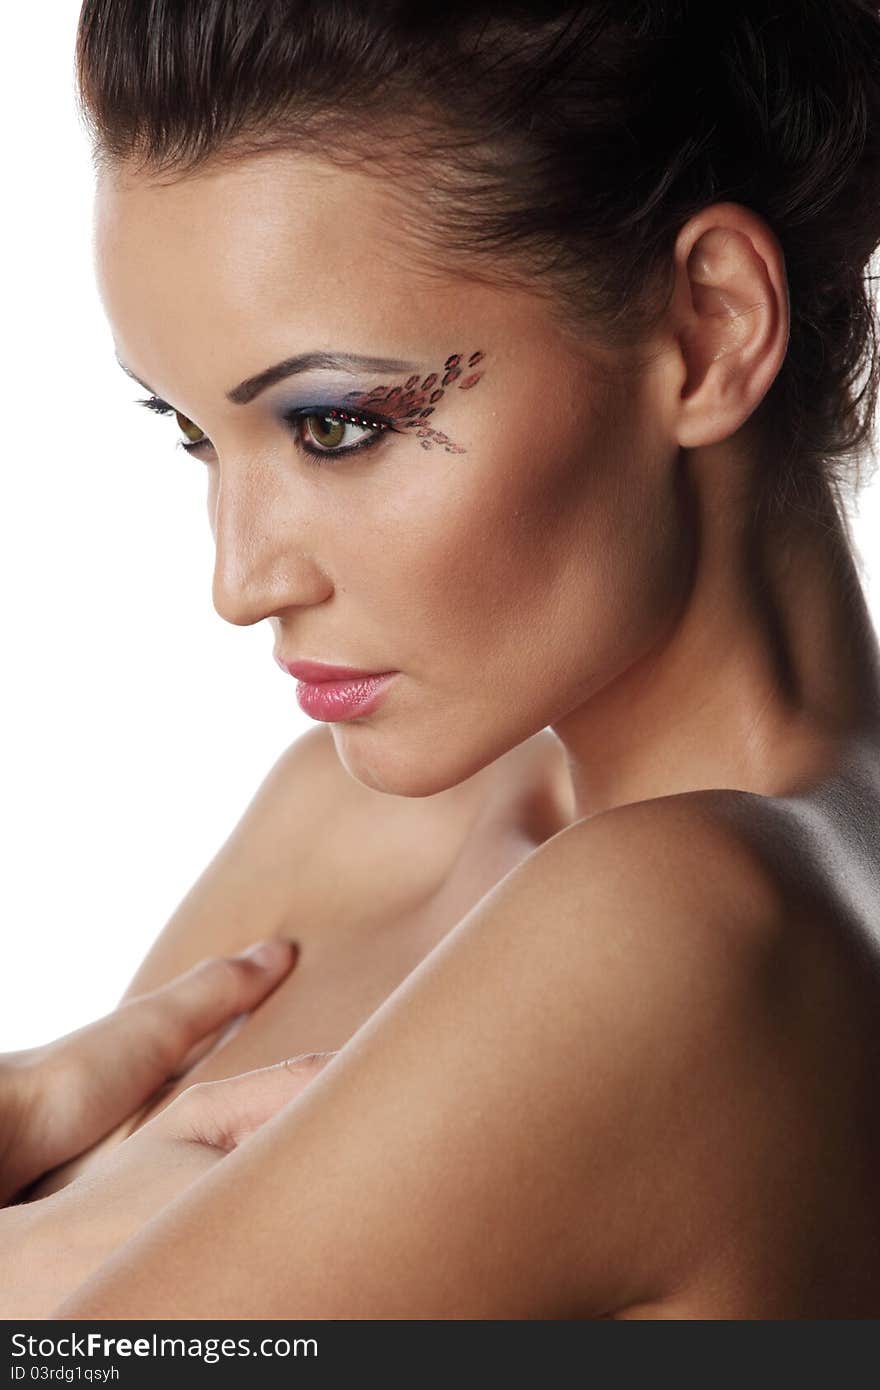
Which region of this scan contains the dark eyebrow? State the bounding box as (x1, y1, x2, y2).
(115, 351, 422, 405)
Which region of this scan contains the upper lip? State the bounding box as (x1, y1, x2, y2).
(275, 656, 393, 682)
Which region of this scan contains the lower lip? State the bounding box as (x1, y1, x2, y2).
(294, 672, 398, 722)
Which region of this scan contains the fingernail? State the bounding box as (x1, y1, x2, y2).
(240, 938, 295, 969)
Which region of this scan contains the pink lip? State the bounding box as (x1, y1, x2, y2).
(275, 657, 393, 683)
(273, 655, 399, 722)
(295, 671, 398, 722)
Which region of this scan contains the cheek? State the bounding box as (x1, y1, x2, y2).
(531, 450, 693, 706)
(340, 383, 690, 694)
(399, 423, 691, 705)
(348, 460, 575, 675)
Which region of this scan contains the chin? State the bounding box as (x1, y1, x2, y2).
(328, 725, 490, 801)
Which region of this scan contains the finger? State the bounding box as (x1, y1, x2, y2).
(34, 940, 300, 1168)
(92, 938, 300, 1084)
(160, 1052, 339, 1152)
(165, 1017, 240, 1080)
(156, 952, 288, 1080)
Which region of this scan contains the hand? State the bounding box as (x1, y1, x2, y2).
(3, 1051, 336, 1318)
(0, 937, 299, 1205)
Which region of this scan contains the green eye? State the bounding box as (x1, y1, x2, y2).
(173, 408, 207, 448)
(303, 413, 349, 451)
(136, 395, 211, 453)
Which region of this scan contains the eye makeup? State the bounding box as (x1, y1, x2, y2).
(330, 349, 486, 455)
(138, 393, 402, 463)
(135, 348, 486, 462)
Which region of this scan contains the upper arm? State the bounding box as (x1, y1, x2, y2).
(118, 723, 343, 1002)
(54, 798, 788, 1320)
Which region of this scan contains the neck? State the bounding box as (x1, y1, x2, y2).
(551, 445, 880, 822)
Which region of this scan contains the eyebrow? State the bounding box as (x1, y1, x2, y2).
(116, 351, 422, 405)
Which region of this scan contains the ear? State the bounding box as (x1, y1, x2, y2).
(670, 202, 790, 449)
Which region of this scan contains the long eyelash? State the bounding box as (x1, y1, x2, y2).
(134, 395, 403, 465)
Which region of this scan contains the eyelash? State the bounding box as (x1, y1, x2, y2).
(135, 395, 401, 466)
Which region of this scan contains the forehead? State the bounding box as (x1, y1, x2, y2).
(93, 150, 467, 394)
(95, 150, 400, 285)
(91, 147, 609, 418)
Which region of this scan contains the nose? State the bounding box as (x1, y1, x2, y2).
(209, 466, 329, 627)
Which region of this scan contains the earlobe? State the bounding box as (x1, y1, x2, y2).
(672, 206, 790, 450)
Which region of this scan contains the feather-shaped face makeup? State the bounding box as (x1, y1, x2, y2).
(331, 349, 486, 454)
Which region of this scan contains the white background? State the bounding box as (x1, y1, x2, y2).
(3, 6, 879, 1048)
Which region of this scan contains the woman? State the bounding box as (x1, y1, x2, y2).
(7, 0, 880, 1317)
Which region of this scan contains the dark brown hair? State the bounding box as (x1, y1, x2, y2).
(74, 1, 880, 532)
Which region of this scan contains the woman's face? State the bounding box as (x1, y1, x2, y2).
(94, 149, 691, 795)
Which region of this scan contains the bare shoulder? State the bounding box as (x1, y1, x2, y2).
(516, 787, 812, 1075)
(495, 789, 878, 1313)
(448, 785, 792, 1098)
(520, 785, 789, 961)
